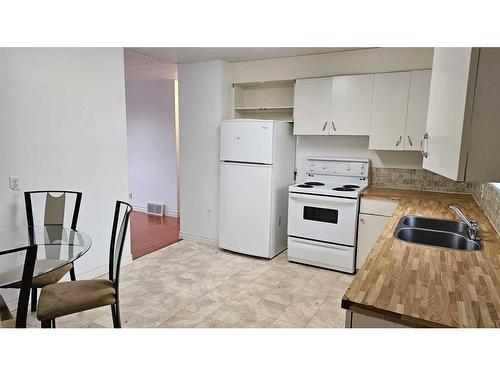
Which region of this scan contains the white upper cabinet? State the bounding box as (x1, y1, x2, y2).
(369, 72, 411, 150)
(293, 71, 432, 147)
(404, 70, 432, 151)
(293, 77, 332, 135)
(423, 48, 500, 181)
(331, 74, 374, 135)
(294, 74, 374, 136)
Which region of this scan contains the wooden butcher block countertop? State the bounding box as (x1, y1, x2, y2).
(342, 187, 500, 328)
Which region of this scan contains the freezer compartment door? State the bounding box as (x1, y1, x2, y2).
(220, 120, 274, 164)
(219, 162, 273, 258)
(288, 237, 355, 273)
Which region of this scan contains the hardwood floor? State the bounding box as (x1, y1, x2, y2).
(130, 211, 180, 259)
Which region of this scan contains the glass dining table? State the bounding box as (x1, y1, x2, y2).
(0, 225, 92, 288)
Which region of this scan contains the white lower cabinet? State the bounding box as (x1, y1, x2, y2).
(356, 198, 398, 269)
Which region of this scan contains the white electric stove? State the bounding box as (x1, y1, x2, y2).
(287, 157, 370, 273)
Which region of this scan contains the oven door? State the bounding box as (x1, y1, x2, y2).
(288, 192, 358, 246)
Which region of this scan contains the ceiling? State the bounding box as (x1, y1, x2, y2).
(124, 49, 178, 81)
(129, 47, 365, 64)
(124, 47, 368, 82)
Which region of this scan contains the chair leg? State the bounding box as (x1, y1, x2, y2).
(69, 264, 76, 281)
(31, 287, 37, 312)
(41, 320, 51, 328)
(51, 319, 56, 328)
(111, 304, 121, 328)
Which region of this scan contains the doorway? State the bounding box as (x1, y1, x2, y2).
(124, 52, 180, 259)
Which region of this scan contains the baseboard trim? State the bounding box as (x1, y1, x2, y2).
(179, 231, 218, 246)
(166, 210, 179, 218)
(132, 205, 147, 213)
(132, 205, 179, 218)
(77, 255, 133, 279)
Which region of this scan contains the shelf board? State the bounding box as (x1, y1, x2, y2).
(234, 106, 293, 111)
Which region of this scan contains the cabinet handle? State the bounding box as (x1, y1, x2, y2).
(322, 121, 327, 131)
(395, 135, 402, 147)
(407, 136, 413, 146)
(360, 218, 365, 224)
(420, 132, 429, 158)
(331, 121, 336, 131)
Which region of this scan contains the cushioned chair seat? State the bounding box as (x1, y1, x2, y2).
(0, 318, 16, 328)
(0, 260, 73, 289)
(37, 279, 116, 321)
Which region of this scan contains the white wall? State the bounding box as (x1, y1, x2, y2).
(178, 60, 232, 243)
(126, 80, 178, 216)
(296, 136, 422, 182)
(0, 48, 130, 281)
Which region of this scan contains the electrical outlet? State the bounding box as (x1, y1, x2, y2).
(9, 176, 19, 190)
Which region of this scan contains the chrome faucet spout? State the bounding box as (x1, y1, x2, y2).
(449, 205, 473, 226)
(449, 205, 481, 241)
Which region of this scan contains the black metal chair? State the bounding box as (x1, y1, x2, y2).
(23, 190, 82, 311)
(0, 245, 38, 328)
(37, 201, 132, 328)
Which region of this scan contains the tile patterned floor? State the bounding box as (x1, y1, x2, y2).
(25, 240, 353, 328)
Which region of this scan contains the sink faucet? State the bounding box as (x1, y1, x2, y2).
(449, 205, 481, 241)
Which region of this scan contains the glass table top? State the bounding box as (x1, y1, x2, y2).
(0, 225, 92, 288)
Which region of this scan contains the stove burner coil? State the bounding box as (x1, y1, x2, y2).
(332, 187, 355, 191)
(304, 182, 325, 186)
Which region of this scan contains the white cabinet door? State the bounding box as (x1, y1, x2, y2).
(331, 74, 374, 135)
(356, 213, 390, 269)
(293, 77, 332, 135)
(423, 48, 474, 180)
(404, 70, 431, 151)
(369, 72, 411, 150)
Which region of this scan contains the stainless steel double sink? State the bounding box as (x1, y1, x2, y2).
(394, 215, 482, 251)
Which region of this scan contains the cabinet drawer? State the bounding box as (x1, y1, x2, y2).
(359, 198, 398, 216)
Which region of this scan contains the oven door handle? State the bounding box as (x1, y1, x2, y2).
(289, 193, 357, 205)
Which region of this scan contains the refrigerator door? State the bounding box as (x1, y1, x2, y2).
(220, 120, 274, 164)
(219, 162, 273, 258)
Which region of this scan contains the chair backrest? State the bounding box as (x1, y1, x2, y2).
(108, 201, 133, 292)
(0, 245, 37, 328)
(24, 191, 82, 230)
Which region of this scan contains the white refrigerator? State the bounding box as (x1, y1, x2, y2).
(219, 119, 295, 258)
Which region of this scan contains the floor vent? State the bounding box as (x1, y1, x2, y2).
(147, 202, 166, 216)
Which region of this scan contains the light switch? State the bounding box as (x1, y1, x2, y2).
(9, 176, 19, 190)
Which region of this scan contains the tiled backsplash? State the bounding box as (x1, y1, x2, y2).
(371, 167, 474, 193)
(472, 182, 500, 234)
